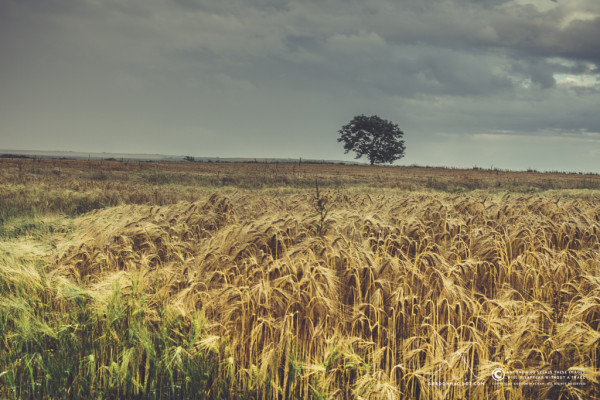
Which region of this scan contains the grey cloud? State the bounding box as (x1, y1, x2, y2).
(413, 49, 515, 96)
(367, 1, 600, 70)
(482, 4, 600, 64)
(510, 58, 557, 88)
(1, 0, 600, 171)
(173, 0, 292, 14)
(284, 35, 321, 53)
(557, 17, 600, 63)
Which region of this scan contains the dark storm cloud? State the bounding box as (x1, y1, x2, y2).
(355, 0, 600, 83)
(510, 57, 557, 89)
(1, 0, 599, 170)
(488, 10, 600, 65)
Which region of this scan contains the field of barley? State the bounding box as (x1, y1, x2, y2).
(1, 158, 600, 399)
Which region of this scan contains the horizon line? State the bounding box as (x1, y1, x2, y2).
(1, 149, 598, 176)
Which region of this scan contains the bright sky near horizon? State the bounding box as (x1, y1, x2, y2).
(1, 0, 599, 172)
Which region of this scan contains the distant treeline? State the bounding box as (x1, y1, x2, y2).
(1, 154, 32, 159)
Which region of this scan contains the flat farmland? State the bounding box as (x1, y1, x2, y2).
(1, 158, 600, 399)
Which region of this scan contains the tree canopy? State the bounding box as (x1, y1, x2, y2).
(337, 114, 406, 165)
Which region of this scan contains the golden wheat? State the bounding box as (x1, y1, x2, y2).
(3, 158, 600, 398)
(21, 191, 590, 398)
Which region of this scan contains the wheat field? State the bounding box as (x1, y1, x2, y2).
(1, 158, 600, 399)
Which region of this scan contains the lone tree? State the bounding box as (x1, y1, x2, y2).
(338, 114, 406, 165)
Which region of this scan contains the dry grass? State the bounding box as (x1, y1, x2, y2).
(1, 158, 600, 399)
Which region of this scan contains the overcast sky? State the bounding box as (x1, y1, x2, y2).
(1, 0, 599, 171)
